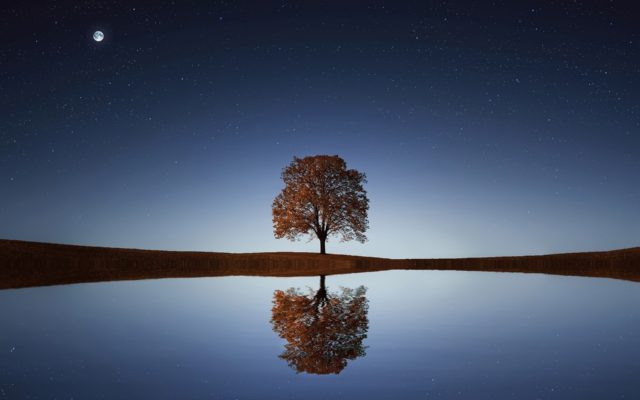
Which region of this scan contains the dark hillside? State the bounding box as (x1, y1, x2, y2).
(1, 239, 639, 290)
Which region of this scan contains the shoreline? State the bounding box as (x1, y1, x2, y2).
(1, 239, 639, 290)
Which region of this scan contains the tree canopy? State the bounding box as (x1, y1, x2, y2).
(272, 155, 369, 254)
(270, 276, 369, 374)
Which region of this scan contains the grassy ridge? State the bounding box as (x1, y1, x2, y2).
(1, 239, 639, 290)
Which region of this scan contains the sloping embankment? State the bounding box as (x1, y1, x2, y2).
(1, 239, 639, 290)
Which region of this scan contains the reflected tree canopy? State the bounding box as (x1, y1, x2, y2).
(270, 275, 369, 374)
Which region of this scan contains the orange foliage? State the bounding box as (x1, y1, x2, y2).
(272, 155, 369, 254)
(270, 276, 369, 374)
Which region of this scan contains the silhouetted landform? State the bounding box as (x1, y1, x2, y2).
(1, 239, 639, 290)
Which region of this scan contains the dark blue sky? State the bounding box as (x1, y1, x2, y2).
(1, 1, 638, 257)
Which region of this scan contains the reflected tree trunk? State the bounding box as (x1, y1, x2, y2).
(314, 275, 327, 311)
(318, 275, 326, 298)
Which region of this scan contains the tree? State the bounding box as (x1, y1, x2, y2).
(270, 276, 369, 374)
(272, 155, 369, 254)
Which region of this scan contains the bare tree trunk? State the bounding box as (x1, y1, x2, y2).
(320, 238, 326, 254)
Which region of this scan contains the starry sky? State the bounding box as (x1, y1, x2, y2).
(1, 1, 638, 258)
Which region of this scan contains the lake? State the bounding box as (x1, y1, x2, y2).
(1, 270, 639, 399)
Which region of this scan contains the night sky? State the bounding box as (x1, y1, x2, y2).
(1, 1, 638, 258)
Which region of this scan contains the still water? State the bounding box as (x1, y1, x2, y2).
(1, 270, 639, 399)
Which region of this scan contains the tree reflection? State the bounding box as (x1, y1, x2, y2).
(270, 275, 369, 374)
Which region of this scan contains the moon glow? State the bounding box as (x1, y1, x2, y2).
(93, 31, 104, 42)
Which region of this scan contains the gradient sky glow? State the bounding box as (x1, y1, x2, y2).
(1, 1, 639, 258)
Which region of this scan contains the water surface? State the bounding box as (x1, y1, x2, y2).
(1, 270, 639, 399)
